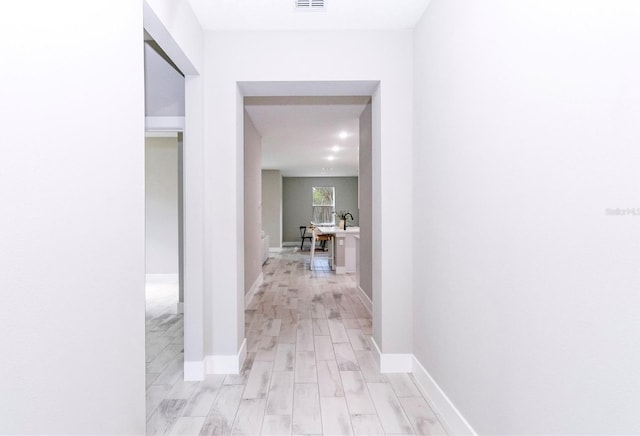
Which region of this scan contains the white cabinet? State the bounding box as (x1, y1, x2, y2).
(333, 227, 359, 274)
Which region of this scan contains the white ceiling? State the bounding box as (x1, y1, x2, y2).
(186, 1, 430, 178)
(186, 0, 431, 31)
(245, 96, 369, 177)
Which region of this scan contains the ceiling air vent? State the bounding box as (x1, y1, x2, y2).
(295, 0, 325, 10)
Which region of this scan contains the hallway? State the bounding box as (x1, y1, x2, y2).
(145, 250, 447, 435)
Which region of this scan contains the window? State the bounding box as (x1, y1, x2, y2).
(312, 186, 335, 225)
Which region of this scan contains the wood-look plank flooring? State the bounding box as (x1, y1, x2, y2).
(145, 249, 448, 435)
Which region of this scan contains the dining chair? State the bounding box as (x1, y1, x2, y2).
(299, 225, 313, 250)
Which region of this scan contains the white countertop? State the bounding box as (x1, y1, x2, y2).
(316, 226, 360, 235)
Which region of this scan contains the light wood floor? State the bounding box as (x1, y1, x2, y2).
(145, 249, 447, 435)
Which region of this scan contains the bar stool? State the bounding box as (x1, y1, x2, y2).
(310, 227, 333, 271)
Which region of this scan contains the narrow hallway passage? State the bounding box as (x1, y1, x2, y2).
(145, 250, 447, 435)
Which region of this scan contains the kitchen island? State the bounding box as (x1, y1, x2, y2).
(312, 226, 360, 274)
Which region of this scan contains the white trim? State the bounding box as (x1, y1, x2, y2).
(238, 81, 379, 97)
(245, 272, 264, 308)
(411, 356, 477, 436)
(370, 337, 381, 368)
(145, 273, 179, 282)
(238, 339, 247, 371)
(145, 131, 178, 138)
(176, 302, 184, 314)
(356, 286, 372, 315)
(145, 116, 185, 132)
(143, 1, 199, 75)
(367, 340, 476, 434)
(370, 338, 413, 373)
(183, 360, 205, 381)
(205, 339, 247, 374)
(269, 247, 283, 253)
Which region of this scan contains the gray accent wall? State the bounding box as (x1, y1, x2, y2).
(262, 170, 282, 248)
(359, 103, 373, 300)
(243, 111, 262, 294)
(145, 136, 179, 274)
(282, 177, 359, 243)
(177, 133, 184, 306)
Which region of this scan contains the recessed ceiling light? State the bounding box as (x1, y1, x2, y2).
(331, 145, 340, 152)
(338, 131, 348, 139)
(327, 156, 335, 161)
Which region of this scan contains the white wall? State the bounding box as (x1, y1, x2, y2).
(144, 0, 206, 379)
(144, 0, 203, 75)
(0, 1, 145, 433)
(412, 1, 640, 434)
(203, 30, 414, 360)
(244, 111, 262, 293)
(262, 170, 282, 249)
(146, 136, 179, 274)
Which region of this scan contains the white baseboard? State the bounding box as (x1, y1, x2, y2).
(412, 356, 477, 435)
(356, 286, 372, 315)
(145, 273, 179, 282)
(245, 272, 264, 308)
(176, 302, 184, 314)
(205, 339, 247, 375)
(368, 340, 475, 434)
(269, 247, 283, 253)
(370, 338, 413, 373)
(183, 360, 205, 381)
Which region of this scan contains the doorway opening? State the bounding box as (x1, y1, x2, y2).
(144, 131, 186, 421)
(143, 22, 189, 424)
(240, 83, 377, 331)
